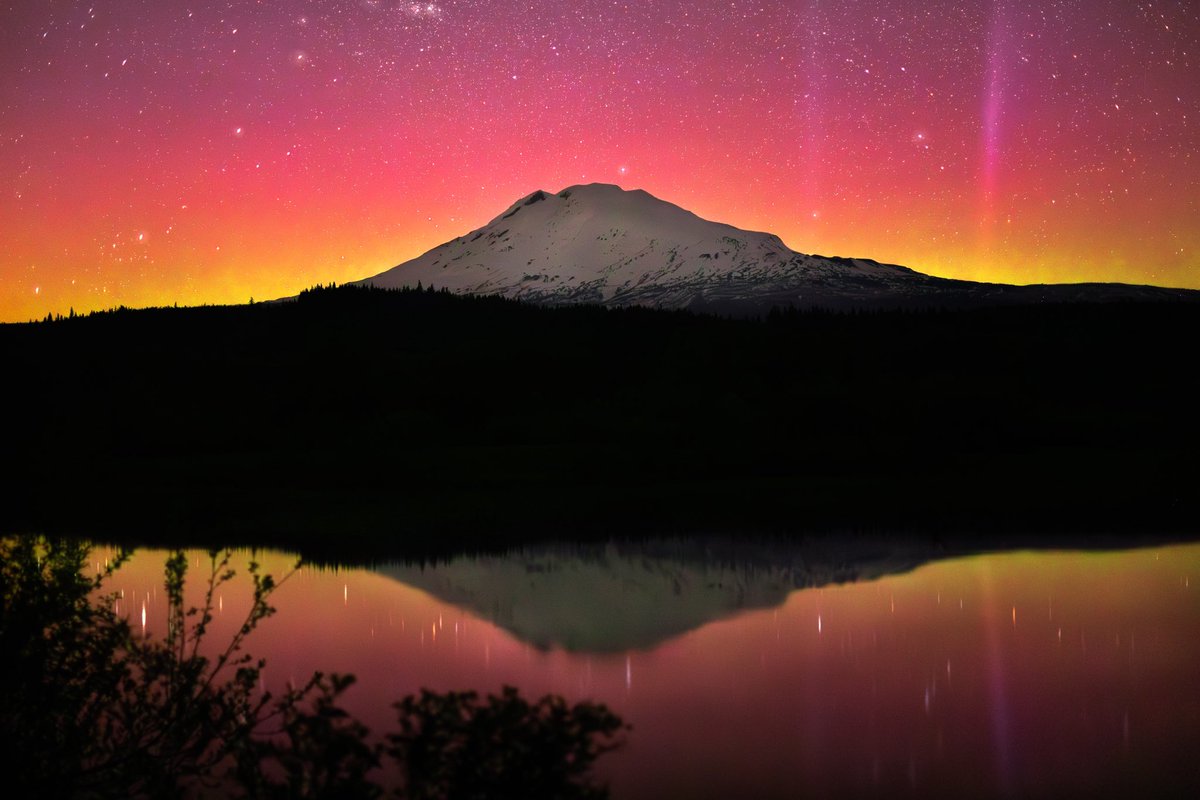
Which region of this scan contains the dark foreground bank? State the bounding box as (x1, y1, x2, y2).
(2, 286, 1197, 556)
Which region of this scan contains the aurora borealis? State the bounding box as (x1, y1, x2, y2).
(2, 0, 1197, 321)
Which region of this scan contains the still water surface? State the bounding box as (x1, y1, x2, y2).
(101, 540, 1200, 798)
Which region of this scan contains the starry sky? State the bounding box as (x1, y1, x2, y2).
(2, 1, 1197, 321)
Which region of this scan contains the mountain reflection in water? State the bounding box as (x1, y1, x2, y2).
(102, 538, 1200, 799)
(375, 538, 939, 652)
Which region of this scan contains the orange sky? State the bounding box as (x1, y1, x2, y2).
(3, 1, 1197, 322)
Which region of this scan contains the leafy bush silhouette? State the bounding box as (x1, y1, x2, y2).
(390, 688, 626, 800)
(0, 536, 627, 799)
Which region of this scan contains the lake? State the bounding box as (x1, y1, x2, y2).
(98, 538, 1200, 798)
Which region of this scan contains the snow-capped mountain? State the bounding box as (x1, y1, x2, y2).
(357, 184, 1196, 312)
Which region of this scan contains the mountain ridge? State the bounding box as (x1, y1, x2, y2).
(356, 183, 1198, 312)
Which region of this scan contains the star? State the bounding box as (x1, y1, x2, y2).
(2, 0, 1196, 320)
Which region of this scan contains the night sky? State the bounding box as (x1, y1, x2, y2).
(2, 1, 1197, 321)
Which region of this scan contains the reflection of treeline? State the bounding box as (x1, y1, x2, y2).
(2, 285, 1197, 554)
(0, 536, 626, 798)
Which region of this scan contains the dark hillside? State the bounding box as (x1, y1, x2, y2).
(2, 286, 1196, 556)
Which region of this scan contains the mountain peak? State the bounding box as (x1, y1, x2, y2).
(556, 183, 658, 202)
(358, 184, 912, 310)
(504, 183, 652, 205)
(558, 182, 628, 193)
(355, 186, 1198, 312)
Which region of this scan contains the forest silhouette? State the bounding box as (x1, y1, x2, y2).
(2, 285, 1196, 557)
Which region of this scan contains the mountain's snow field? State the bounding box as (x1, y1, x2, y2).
(358, 184, 1195, 312)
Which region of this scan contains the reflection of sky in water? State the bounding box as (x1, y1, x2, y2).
(99, 543, 1200, 799)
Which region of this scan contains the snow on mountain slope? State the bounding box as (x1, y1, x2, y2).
(356, 184, 1197, 311)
